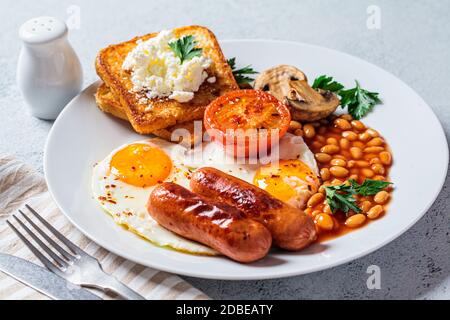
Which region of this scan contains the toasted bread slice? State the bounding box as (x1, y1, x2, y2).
(96, 26, 238, 134)
(95, 83, 204, 145)
(95, 82, 128, 120)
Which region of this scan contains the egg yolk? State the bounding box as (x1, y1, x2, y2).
(253, 159, 320, 203)
(110, 143, 172, 188)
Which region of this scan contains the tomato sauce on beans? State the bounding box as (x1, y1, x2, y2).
(289, 114, 393, 242)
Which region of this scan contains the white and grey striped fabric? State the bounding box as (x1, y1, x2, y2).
(0, 155, 208, 300)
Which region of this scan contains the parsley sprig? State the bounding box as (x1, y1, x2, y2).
(169, 35, 202, 64)
(312, 75, 345, 93)
(312, 75, 382, 120)
(340, 81, 382, 120)
(227, 57, 258, 87)
(325, 183, 361, 214)
(325, 179, 392, 214)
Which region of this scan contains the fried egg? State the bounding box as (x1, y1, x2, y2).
(92, 133, 319, 254)
(253, 134, 320, 208)
(92, 139, 217, 255)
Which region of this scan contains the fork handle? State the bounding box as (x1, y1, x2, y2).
(95, 273, 145, 300)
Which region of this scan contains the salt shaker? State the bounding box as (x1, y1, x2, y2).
(17, 16, 82, 120)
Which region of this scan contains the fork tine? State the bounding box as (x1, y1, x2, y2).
(25, 204, 84, 256)
(6, 220, 64, 276)
(19, 210, 75, 262)
(12, 214, 69, 269)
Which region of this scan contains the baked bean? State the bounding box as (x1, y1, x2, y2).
(379, 151, 392, 165)
(335, 118, 352, 130)
(340, 114, 353, 121)
(364, 154, 378, 161)
(371, 163, 385, 175)
(323, 204, 332, 214)
(351, 120, 366, 131)
(373, 175, 385, 181)
(331, 158, 347, 167)
(303, 124, 316, 139)
(366, 128, 379, 138)
(321, 145, 340, 154)
(289, 120, 302, 131)
(367, 137, 384, 147)
(332, 217, 340, 230)
(350, 168, 360, 175)
(318, 185, 327, 194)
(315, 134, 326, 143)
(312, 210, 322, 217)
(370, 158, 382, 165)
(345, 214, 366, 228)
(349, 174, 359, 181)
(361, 168, 375, 178)
(359, 132, 371, 142)
(331, 178, 344, 186)
(360, 201, 372, 213)
(352, 141, 365, 148)
(316, 213, 334, 231)
(307, 193, 325, 208)
(342, 131, 358, 141)
(304, 207, 313, 215)
(294, 129, 304, 137)
(315, 153, 332, 163)
(350, 147, 363, 159)
(355, 160, 370, 168)
(340, 138, 350, 149)
(374, 191, 389, 204)
(347, 160, 356, 168)
(333, 154, 346, 160)
(341, 150, 352, 159)
(330, 166, 349, 178)
(326, 137, 339, 145)
(311, 141, 322, 150)
(320, 168, 331, 181)
(364, 146, 384, 153)
(367, 205, 384, 219)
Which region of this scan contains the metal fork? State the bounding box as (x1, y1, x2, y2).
(6, 204, 145, 300)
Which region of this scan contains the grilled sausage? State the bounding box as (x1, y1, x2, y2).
(190, 167, 317, 251)
(148, 182, 272, 263)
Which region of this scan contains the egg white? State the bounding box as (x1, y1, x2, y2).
(92, 139, 217, 255)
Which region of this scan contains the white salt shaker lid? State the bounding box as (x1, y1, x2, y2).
(19, 16, 67, 44)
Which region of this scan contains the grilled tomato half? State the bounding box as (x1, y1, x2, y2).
(204, 89, 291, 157)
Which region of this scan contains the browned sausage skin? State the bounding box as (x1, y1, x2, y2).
(190, 167, 317, 251)
(148, 182, 272, 263)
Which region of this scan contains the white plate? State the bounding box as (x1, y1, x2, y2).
(44, 40, 448, 280)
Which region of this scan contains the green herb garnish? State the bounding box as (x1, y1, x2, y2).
(312, 75, 344, 93)
(325, 183, 361, 214)
(325, 179, 392, 214)
(339, 81, 382, 120)
(312, 75, 382, 120)
(348, 179, 393, 196)
(169, 35, 202, 64)
(227, 57, 258, 87)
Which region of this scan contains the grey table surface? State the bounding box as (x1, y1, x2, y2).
(1, 0, 449, 299)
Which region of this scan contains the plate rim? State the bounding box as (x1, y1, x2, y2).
(44, 39, 449, 280)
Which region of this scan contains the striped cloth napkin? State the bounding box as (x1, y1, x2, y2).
(0, 155, 208, 300)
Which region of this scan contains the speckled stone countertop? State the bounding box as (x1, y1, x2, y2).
(1, 0, 449, 299)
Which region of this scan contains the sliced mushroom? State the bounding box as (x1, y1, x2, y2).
(254, 65, 340, 122)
